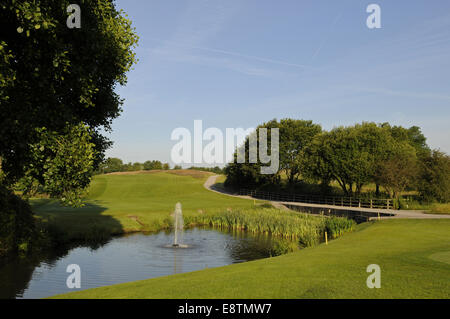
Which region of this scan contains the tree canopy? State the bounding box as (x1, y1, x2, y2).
(417, 150, 450, 202)
(0, 1, 138, 254)
(0, 0, 138, 186)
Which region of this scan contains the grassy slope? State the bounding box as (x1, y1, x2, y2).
(54, 219, 450, 299)
(32, 171, 256, 240)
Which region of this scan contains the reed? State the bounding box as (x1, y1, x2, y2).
(185, 208, 355, 247)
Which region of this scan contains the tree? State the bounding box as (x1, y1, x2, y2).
(417, 150, 450, 202)
(374, 142, 417, 199)
(131, 162, 143, 171)
(17, 123, 96, 207)
(144, 160, 162, 170)
(225, 122, 280, 189)
(304, 123, 395, 196)
(0, 0, 138, 186)
(99, 157, 124, 174)
(0, 1, 138, 255)
(224, 118, 320, 188)
(173, 165, 182, 170)
(276, 119, 322, 184)
(301, 132, 335, 192)
(162, 163, 170, 170)
(380, 123, 429, 156)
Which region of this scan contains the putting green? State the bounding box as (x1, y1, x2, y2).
(429, 251, 450, 265)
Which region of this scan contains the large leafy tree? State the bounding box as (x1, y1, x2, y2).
(0, 0, 138, 184)
(225, 121, 280, 189)
(304, 123, 395, 196)
(301, 132, 336, 191)
(277, 119, 322, 184)
(0, 1, 138, 255)
(417, 150, 450, 202)
(17, 123, 96, 206)
(374, 142, 417, 199)
(225, 119, 321, 188)
(379, 123, 429, 156)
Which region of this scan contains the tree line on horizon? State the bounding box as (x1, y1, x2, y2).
(97, 158, 225, 175)
(97, 158, 171, 174)
(225, 119, 450, 204)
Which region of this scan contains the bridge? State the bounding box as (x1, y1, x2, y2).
(204, 175, 450, 221)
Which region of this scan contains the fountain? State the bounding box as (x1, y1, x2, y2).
(172, 202, 187, 248)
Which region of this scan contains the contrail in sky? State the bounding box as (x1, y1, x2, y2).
(148, 37, 309, 69)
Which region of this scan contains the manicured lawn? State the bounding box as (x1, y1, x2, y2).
(32, 170, 257, 242)
(32, 171, 449, 298)
(53, 219, 450, 299)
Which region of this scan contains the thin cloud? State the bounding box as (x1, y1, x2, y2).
(150, 47, 290, 78)
(149, 37, 308, 69)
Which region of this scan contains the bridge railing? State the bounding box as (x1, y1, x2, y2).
(238, 188, 397, 210)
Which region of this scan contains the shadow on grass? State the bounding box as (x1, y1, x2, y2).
(32, 199, 125, 248)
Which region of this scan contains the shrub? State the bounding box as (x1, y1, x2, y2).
(325, 216, 355, 239)
(0, 185, 36, 256)
(269, 238, 299, 256)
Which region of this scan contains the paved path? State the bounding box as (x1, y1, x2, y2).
(204, 175, 450, 219)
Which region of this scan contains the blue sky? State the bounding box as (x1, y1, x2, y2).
(106, 0, 450, 165)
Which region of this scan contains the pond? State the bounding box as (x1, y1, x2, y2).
(0, 228, 278, 299)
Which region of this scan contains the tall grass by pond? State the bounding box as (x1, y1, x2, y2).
(185, 208, 355, 247)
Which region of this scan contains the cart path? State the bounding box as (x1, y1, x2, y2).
(204, 175, 450, 219)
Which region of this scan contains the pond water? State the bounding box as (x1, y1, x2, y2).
(0, 228, 277, 299)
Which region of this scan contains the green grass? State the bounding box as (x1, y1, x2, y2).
(428, 203, 450, 214)
(404, 201, 450, 214)
(31, 171, 257, 243)
(52, 219, 450, 299)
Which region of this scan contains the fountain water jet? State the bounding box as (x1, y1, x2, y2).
(172, 202, 187, 248)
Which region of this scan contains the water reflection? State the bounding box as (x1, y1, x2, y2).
(0, 228, 283, 299)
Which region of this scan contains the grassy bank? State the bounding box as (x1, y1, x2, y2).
(52, 219, 450, 299)
(31, 171, 257, 245)
(414, 203, 450, 214)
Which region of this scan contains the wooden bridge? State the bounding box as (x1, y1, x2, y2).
(204, 176, 450, 221)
